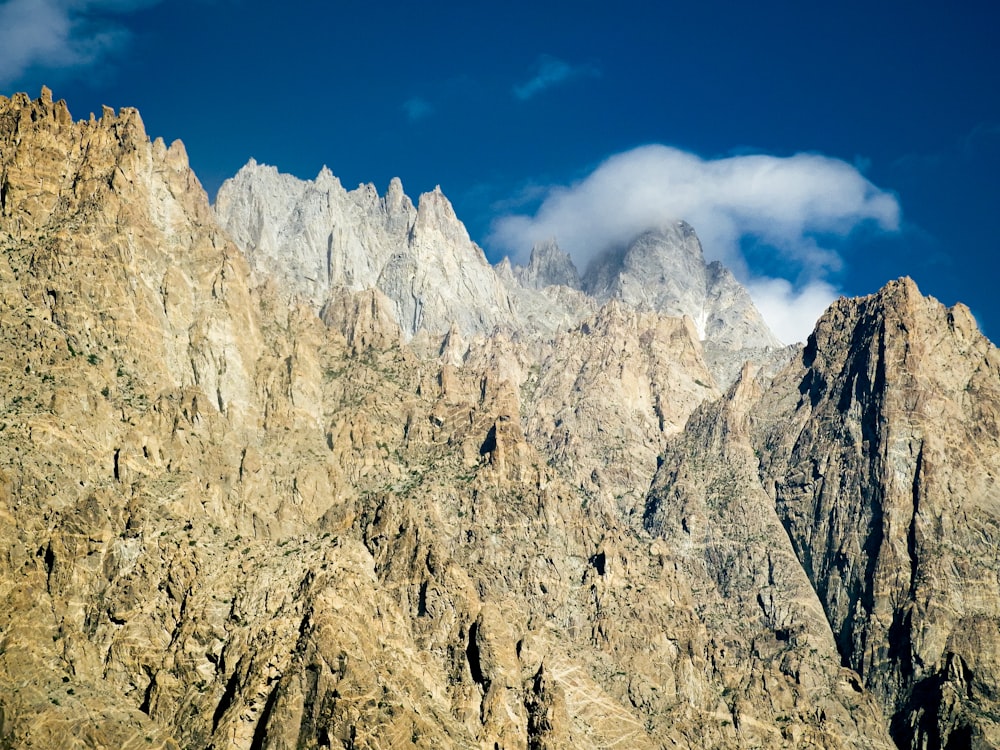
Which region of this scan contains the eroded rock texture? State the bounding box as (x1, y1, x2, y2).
(753, 280, 1000, 748)
(0, 88, 995, 750)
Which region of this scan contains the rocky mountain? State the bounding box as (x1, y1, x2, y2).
(214, 161, 517, 340)
(0, 87, 997, 750)
(583, 223, 776, 347)
(214, 162, 779, 387)
(643, 278, 1000, 748)
(512, 239, 582, 290)
(579, 223, 783, 384)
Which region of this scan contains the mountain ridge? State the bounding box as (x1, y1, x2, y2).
(214, 159, 782, 387)
(0, 87, 996, 749)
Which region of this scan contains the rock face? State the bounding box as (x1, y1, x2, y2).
(0, 88, 997, 750)
(521, 301, 720, 513)
(216, 164, 779, 387)
(752, 279, 1000, 749)
(215, 162, 517, 339)
(513, 239, 582, 290)
(583, 225, 749, 340)
(581, 223, 784, 384)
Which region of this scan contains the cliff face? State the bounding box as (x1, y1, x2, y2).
(0, 88, 997, 750)
(214, 161, 518, 340)
(753, 280, 1000, 748)
(646, 278, 1000, 748)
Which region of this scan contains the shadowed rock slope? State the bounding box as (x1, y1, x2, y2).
(0, 88, 995, 750)
(753, 279, 1000, 748)
(647, 279, 1000, 748)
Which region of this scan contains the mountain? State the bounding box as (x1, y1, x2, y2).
(214, 161, 518, 340)
(579, 223, 783, 384)
(512, 239, 582, 290)
(754, 280, 1000, 748)
(0, 87, 997, 749)
(215, 161, 780, 387)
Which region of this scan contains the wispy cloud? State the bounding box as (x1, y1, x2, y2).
(513, 55, 599, 100)
(402, 96, 433, 122)
(489, 144, 901, 343)
(892, 121, 1000, 172)
(0, 0, 160, 86)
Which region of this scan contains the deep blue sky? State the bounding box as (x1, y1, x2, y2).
(2, 0, 998, 342)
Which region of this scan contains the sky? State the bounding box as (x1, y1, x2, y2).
(1, 0, 997, 343)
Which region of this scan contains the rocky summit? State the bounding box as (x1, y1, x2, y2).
(0, 88, 996, 749)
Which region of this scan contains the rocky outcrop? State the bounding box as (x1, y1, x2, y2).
(581, 223, 783, 384)
(646, 277, 1000, 748)
(513, 239, 581, 290)
(217, 166, 779, 387)
(1, 88, 998, 750)
(521, 301, 719, 513)
(752, 279, 1000, 748)
(643, 365, 896, 747)
(214, 162, 518, 339)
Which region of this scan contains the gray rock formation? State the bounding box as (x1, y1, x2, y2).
(513, 238, 582, 290)
(580, 223, 783, 384)
(214, 162, 517, 339)
(217, 164, 779, 386)
(582, 223, 777, 347)
(498, 222, 782, 385)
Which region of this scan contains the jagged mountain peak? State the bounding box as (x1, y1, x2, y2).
(494, 219, 782, 384)
(218, 154, 777, 385)
(314, 163, 342, 189)
(576, 223, 781, 375)
(1, 88, 997, 750)
(412, 183, 470, 244)
(383, 174, 410, 212)
(804, 276, 986, 373)
(582, 222, 709, 302)
(0, 87, 212, 236)
(1, 87, 146, 137)
(742, 273, 1000, 748)
(513, 237, 582, 290)
(215, 163, 515, 338)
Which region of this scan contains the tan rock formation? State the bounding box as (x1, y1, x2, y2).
(752, 279, 1000, 748)
(0, 88, 996, 750)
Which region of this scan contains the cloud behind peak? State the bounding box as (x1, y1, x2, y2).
(488, 144, 900, 343)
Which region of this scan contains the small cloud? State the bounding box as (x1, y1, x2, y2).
(402, 96, 433, 122)
(488, 144, 901, 343)
(893, 122, 1000, 174)
(959, 122, 1000, 158)
(746, 277, 839, 344)
(0, 0, 161, 86)
(513, 55, 599, 101)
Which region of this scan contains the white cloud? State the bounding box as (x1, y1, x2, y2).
(402, 96, 433, 122)
(746, 277, 839, 344)
(488, 144, 900, 343)
(0, 0, 159, 85)
(513, 55, 599, 100)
